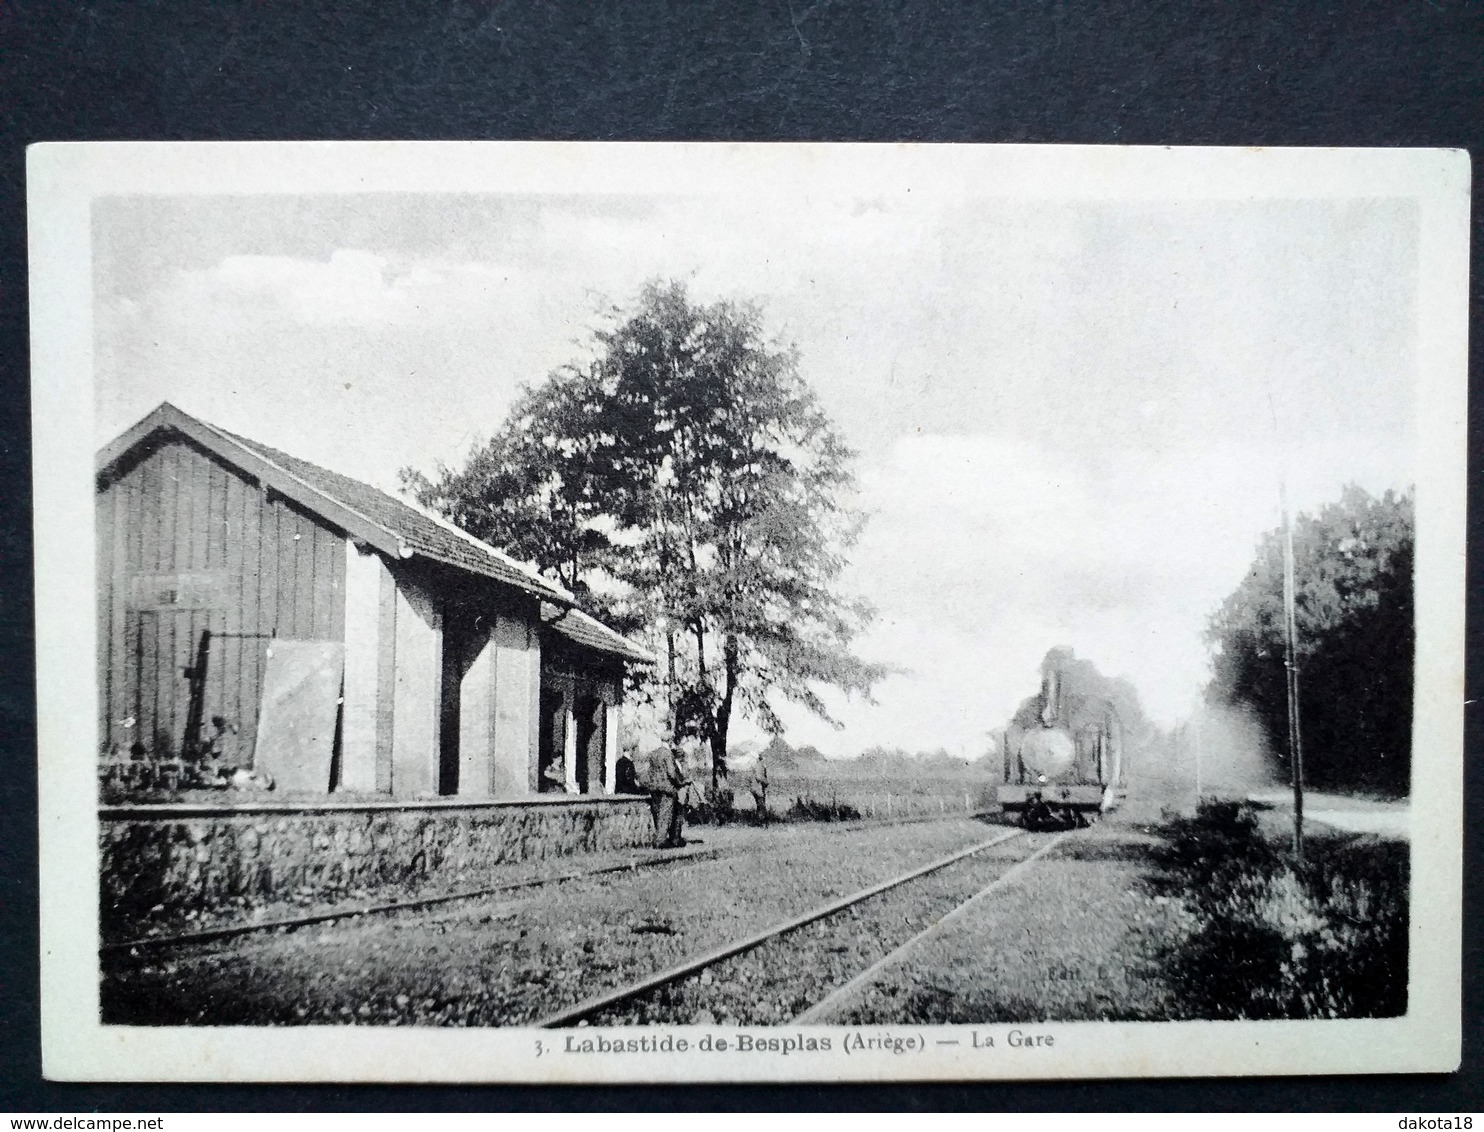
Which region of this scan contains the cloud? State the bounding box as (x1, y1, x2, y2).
(184, 250, 417, 325)
(164, 250, 555, 330)
(763, 425, 1408, 757)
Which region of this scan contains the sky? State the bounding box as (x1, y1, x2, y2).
(93, 191, 1417, 757)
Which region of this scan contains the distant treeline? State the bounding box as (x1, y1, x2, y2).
(636, 734, 992, 786)
(748, 736, 991, 777)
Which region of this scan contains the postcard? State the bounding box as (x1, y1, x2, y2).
(29, 141, 1467, 1081)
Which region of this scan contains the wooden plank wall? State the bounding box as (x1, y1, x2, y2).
(97, 436, 347, 768)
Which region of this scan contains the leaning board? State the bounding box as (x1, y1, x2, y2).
(252, 639, 344, 793)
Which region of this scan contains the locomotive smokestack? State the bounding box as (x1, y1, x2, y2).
(1040, 667, 1059, 727)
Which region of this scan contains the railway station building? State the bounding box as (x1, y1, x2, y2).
(95, 402, 653, 802)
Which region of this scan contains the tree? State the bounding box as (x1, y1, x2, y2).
(404, 280, 886, 791)
(401, 365, 620, 608)
(1205, 485, 1414, 795)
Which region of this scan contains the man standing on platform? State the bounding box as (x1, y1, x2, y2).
(652, 745, 691, 848)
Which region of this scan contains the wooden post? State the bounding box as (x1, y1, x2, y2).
(488, 611, 539, 798)
(391, 574, 442, 798)
(340, 542, 390, 792)
(456, 622, 496, 799)
(1194, 710, 1203, 804)
(603, 693, 620, 794)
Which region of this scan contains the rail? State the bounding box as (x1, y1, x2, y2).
(534, 827, 1027, 1028)
(104, 809, 1001, 954)
(102, 843, 729, 954)
(792, 830, 1072, 1022)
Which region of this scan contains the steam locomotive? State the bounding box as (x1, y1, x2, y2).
(1000, 647, 1126, 828)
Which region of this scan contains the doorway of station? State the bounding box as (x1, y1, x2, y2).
(437, 611, 485, 797)
(436, 644, 461, 797)
(537, 688, 565, 792)
(573, 691, 604, 794)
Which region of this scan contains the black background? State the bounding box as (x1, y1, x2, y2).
(1, 0, 1479, 1113)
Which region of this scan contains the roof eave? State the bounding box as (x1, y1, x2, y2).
(543, 606, 656, 665)
(407, 546, 574, 606)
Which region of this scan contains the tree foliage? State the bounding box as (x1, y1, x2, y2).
(403, 280, 886, 789)
(402, 359, 631, 606)
(1205, 485, 1414, 796)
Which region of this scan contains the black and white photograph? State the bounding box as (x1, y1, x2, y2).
(29, 142, 1466, 1082)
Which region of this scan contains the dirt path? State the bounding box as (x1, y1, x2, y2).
(1246, 791, 1411, 840)
(805, 818, 1182, 1024)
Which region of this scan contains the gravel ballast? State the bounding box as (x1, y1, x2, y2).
(809, 821, 1181, 1024)
(584, 830, 1054, 1025)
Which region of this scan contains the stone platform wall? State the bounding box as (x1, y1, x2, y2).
(100, 796, 654, 934)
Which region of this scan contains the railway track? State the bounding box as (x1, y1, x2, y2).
(102, 814, 1077, 1027)
(535, 826, 1072, 1028)
(102, 842, 734, 955)
(104, 809, 997, 956)
(794, 831, 1070, 1022)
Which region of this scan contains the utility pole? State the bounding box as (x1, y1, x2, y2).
(1279, 479, 1305, 864)
(1193, 709, 1202, 803)
(1268, 391, 1306, 865)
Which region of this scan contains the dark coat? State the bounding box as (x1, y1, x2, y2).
(614, 755, 641, 795)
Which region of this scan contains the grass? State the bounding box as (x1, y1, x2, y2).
(1147, 800, 1408, 1019)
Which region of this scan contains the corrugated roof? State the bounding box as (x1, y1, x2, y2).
(542, 603, 655, 664)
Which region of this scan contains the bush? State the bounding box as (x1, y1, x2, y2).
(1149, 801, 1407, 1019)
(683, 787, 753, 827)
(785, 795, 862, 823)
